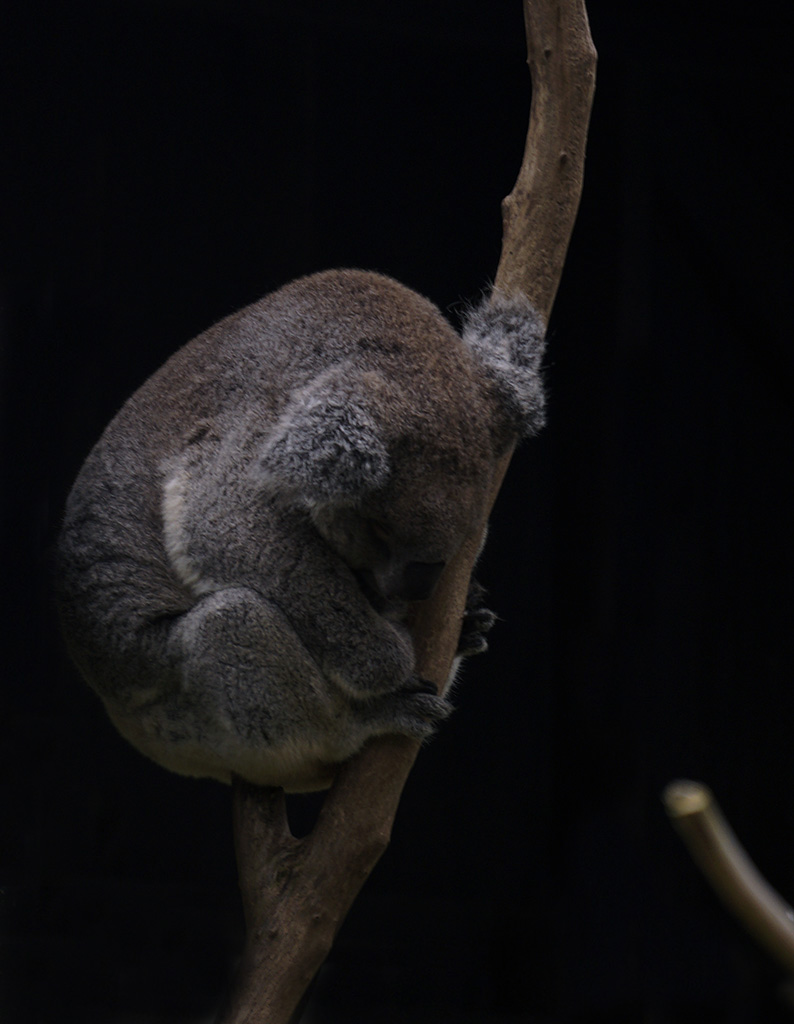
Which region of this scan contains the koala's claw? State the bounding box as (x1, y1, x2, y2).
(457, 579, 497, 657)
(406, 695, 453, 739)
(408, 691, 453, 720)
(397, 678, 451, 715)
(410, 678, 440, 696)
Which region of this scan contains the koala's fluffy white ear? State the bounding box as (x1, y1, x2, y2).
(462, 292, 547, 437)
(257, 369, 391, 503)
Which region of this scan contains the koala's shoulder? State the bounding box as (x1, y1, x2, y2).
(131, 269, 461, 399)
(239, 269, 465, 367)
(102, 269, 494, 465)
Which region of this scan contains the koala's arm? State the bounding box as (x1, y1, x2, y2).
(256, 527, 423, 699)
(166, 458, 422, 702)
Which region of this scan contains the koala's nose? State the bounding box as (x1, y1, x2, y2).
(397, 560, 446, 601)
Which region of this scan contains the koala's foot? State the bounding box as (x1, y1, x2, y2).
(358, 684, 453, 741)
(457, 579, 497, 657)
(395, 686, 454, 739)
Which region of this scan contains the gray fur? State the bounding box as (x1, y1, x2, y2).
(57, 269, 546, 791)
(258, 367, 391, 502)
(461, 291, 547, 437)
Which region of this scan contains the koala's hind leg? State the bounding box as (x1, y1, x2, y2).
(169, 587, 333, 742)
(110, 587, 340, 785)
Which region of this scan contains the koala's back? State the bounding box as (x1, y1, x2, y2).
(56, 267, 547, 788)
(82, 268, 483, 465)
(56, 269, 486, 714)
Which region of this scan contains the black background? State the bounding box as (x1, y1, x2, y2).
(2, 1, 793, 1021)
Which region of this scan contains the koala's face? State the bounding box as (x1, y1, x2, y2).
(311, 470, 486, 609)
(310, 504, 445, 607)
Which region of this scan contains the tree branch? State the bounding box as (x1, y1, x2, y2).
(220, 3, 596, 1020)
(495, 0, 596, 320)
(664, 780, 794, 976)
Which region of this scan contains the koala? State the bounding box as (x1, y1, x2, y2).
(56, 269, 545, 792)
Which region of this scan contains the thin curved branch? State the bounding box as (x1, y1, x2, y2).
(220, 3, 596, 1020)
(664, 779, 794, 976)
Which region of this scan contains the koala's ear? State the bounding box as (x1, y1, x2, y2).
(461, 292, 547, 438)
(256, 370, 391, 503)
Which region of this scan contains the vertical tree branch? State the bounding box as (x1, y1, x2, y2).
(220, 3, 596, 1020)
(495, 0, 597, 320)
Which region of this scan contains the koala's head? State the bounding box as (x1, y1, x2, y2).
(309, 503, 447, 605)
(253, 267, 547, 608)
(257, 364, 493, 607)
(309, 462, 486, 606)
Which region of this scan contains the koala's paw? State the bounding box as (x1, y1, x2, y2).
(381, 681, 454, 740)
(457, 579, 497, 657)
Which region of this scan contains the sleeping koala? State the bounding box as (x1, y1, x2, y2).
(56, 269, 545, 791)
